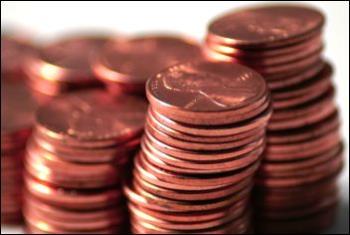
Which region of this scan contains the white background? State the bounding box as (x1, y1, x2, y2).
(1, 1, 349, 234)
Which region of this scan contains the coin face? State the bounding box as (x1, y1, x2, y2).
(208, 5, 324, 47)
(36, 90, 147, 144)
(147, 61, 267, 113)
(96, 35, 202, 84)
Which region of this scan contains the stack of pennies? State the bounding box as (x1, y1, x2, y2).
(1, 81, 37, 223)
(1, 34, 36, 82)
(205, 5, 344, 233)
(124, 60, 272, 234)
(24, 35, 110, 104)
(92, 35, 203, 96)
(23, 90, 148, 234)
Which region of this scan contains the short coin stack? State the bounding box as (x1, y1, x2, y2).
(24, 35, 109, 104)
(23, 90, 147, 234)
(92, 35, 202, 96)
(1, 82, 37, 223)
(124, 61, 272, 234)
(205, 5, 343, 233)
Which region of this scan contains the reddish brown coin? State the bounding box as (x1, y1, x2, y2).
(36, 90, 147, 148)
(92, 35, 202, 95)
(207, 5, 324, 48)
(147, 60, 268, 125)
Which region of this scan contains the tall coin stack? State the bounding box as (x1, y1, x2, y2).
(92, 35, 202, 96)
(125, 61, 272, 234)
(205, 5, 344, 233)
(24, 35, 109, 104)
(1, 82, 37, 223)
(23, 90, 147, 234)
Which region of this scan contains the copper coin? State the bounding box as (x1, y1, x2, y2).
(260, 143, 343, 175)
(268, 110, 339, 144)
(142, 127, 265, 162)
(136, 153, 260, 188)
(23, 203, 125, 232)
(25, 35, 109, 84)
(255, 205, 337, 234)
(30, 132, 136, 164)
(24, 175, 122, 210)
(207, 5, 324, 48)
(128, 198, 248, 223)
(36, 90, 147, 148)
(128, 202, 246, 231)
(144, 121, 265, 151)
(146, 108, 266, 143)
(256, 156, 343, 188)
(25, 142, 121, 189)
(147, 61, 268, 124)
(24, 194, 125, 223)
(141, 143, 262, 174)
(267, 60, 325, 90)
(124, 180, 251, 213)
(134, 170, 253, 201)
(92, 35, 202, 93)
(1, 82, 37, 140)
(205, 32, 322, 58)
(149, 106, 272, 137)
(265, 130, 341, 161)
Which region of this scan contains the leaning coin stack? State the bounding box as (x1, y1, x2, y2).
(1, 82, 37, 223)
(92, 35, 202, 96)
(205, 5, 343, 233)
(24, 35, 109, 104)
(124, 61, 272, 234)
(23, 90, 147, 234)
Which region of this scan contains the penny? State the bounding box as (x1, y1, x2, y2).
(149, 106, 271, 137)
(134, 170, 253, 201)
(30, 133, 136, 164)
(268, 111, 340, 144)
(207, 5, 324, 48)
(205, 33, 322, 58)
(92, 35, 202, 95)
(143, 129, 265, 161)
(256, 156, 343, 188)
(137, 153, 260, 187)
(129, 198, 248, 223)
(146, 109, 266, 143)
(36, 90, 147, 147)
(147, 61, 268, 123)
(24, 175, 122, 210)
(25, 35, 109, 83)
(145, 121, 265, 151)
(142, 143, 262, 174)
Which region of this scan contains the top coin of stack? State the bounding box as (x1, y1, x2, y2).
(24, 35, 110, 103)
(92, 35, 203, 96)
(125, 61, 272, 234)
(205, 5, 343, 233)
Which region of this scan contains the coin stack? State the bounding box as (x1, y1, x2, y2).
(24, 35, 109, 104)
(124, 61, 272, 234)
(205, 5, 343, 233)
(23, 90, 147, 234)
(92, 35, 202, 96)
(1, 82, 37, 223)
